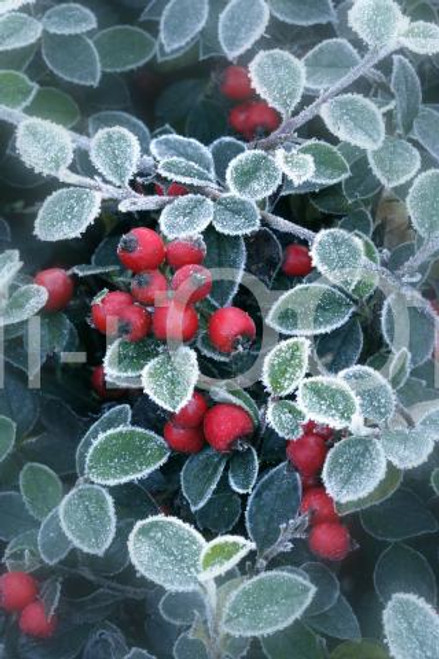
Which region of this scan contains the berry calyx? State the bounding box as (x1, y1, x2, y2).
(164, 421, 205, 453)
(118, 305, 151, 342)
(34, 268, 74, 312)
(155, 182, 188, 196)
(166, 238, 206, 270)
(221, 66, 253, 100)
(91, 290, 134, 336)
(131, 270, 168, 306)
(117, 228, 166, 273)
(91, 365, 125, 399)
(243, 101, 280, 140)
(171, 264, 212, 304)
(0, 572, 38, 613)
(300, 487, 338, 525)
(19, 601, 58, 638)
(309, 522, 351, 561)
(282, 244, 313, 277)
(152, 299, 199, 343)
(208, 307, 256, 354)
(286, 433, 328, 478)
(171, 391, 208, 428)
(204, 403, 254, 452)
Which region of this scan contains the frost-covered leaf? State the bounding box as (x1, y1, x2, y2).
(311, 228, 364, 290)
(203, 227, 246, 307)
(267, 400, 305, 440)
(34, 187, 101, 241)
(381, 428, 434, 470)
(348, 0, 407, 47)
(304, 39, 360, 90)
(321, 94, 385, 150)
(400, 21, 439, 55)
(128, 516, 205, 592)
(267, 284, 354, 336)
(382, 293, 436, 367)
(407, 170, 439, 237)
(307, 593, 361, 642)
(89, 111, 151, 152)
(0, 12, 42, 51)
(16, 118, 73, 176)
(42, 3, 97, 35)
(267, 0, 335, 25)
(0, 416, 15, 463)
(0, 71, 37, 110)
(276, 150, 315, 186)
(76, 404, 131, 476)
(0, 250, 22, 289)
(413, 108, 439, 162)
(374, 543, 437, 606)
(181, 448, 227, 511)
(141, 346, 198, 412)
(27, 87, 80, 128)
(383, 593, 439, 659)
(199, 535, 254, 580)
(261, 621, 326, 659)
(368, 137, 420, 188)
(418, 408, 439, 442)
(160, 0, 208, 53)
(90, 127, 140, 187)
(298, 141, 350, 185)
(389, 348, 411, 390)
(219, 0, 269, 60)
(323, 436, 387, 503)
(391, 56, 422, 136)
(298, 376, 361, 429)
(94, 26, 155, 72)
(38, 507, 72, 565)
(104, 338, 161, 379)
(336, 463, 401, 516)
(229, 446, 259, 494)
(19, 463, 62, 521)
(59, 484, 115, 556)
(226, 150, 282, 201)
(151, 135, 214, 172)
(249, 49, 305, 116)
(340, 365, 395, 424)
(42, 33, 100, 86)
(1, 284, 47, 326)
(263, 337, 310, 396)
(212, 195, 260, 236)
(159, 195, 214, 239)
(0, 0, 35, 14)
(223, 571, 316, 637)
(431, 469, 439, 495)
(210, 137, 246, 183)
(85, 427, 169, 486)
(158, 158, 215, 187)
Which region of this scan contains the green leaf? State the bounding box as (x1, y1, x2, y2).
(382, 293, 436, 367)
(2, 284, 47, 326)
(219, 0, 270, 60)
(0, 12, 42, 51)
(302, 562, 340, 616)
(0, 250, 22, 288)
(34, 187, 101, 241)
(0, 70, 36, 109)
(322, 436, 387, 503)
(381, 428, 434, 470)
(330, 640, 390, 659)
(298, 376, 361, 429)
(59, 484, 116, 556)
(94, 26, 155, 72)
(26, 87, 80, 128)
(42, 33, 100, 86)
(89, 111, 151, 152)
(311, 228, 364, 290)
(151, 135, 214, 172)
(16, 117, 73, 176)
(299, 141, 350, 185)
(321, 94, 385, 150)
(368, 137, 420, 188)
(42, 3, 97, 35)
(307, 594, 361, 641)
(200, 535, 254, 580)
(336, 463, 402, 516)
(276, 150, 315, 186)
(267, 0, 335, 25)
(228, 446, 259, 494)
(76, 404, 131, 475)
(304, 39, 360, 90)
(249, 49, 305, 116)
(316, 317, 363, 374)
(407, 170, 439, 237)
(391, 55, 421, 135)
(174, 632, 209, 659)
(158, 157, 215, 187)
(340, 365, 395, 424)
(181, 447, 227, 511)
(0, 0, 35, 14)
(374, 543, 436, 605)
(142, 346, 198, 413)
(262, 621, 326, 659)
(383, 593, 439, 659)
(19, 463, 63, 521)
(418, 407, 439, 441)
(267, 284, 354, 336)
(38, 507, 72, 565)
(160, 0, 208, 53)
(400, 21, 439, 55)
(223, 571, 316, 637)
(389, 347, 411, 390)
(263, 337, 310, 396)
(159, 195, 214, 239)
(90, 126, 140, 186)
(203, 226, 246, 307)
(413, 107, 439, 162)
(128, 516, 205, 592)
(0, 416, 15, 463)
(104, 338, 161, 380)
(431, 468, 439, 495)
(212, 195, 260, 236)
(85, 427, 169, 486)
(348, 0, 407, 47)
(267, 400, 306, 440)
(226, 150, 282, 200)
(0, 491, 35, 541)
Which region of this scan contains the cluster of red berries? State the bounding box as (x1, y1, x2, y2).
(287, 421, 352, 562)
(164, 393, 254, 454)
(0, 572, 57, 639)
(220, 65, 281, 140)
(34, 268, 74, 312)
(281, 244, 313, 278)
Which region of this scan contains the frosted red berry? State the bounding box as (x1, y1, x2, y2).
(172, 391, 208, 428)
(208, 307, 256, 353)
(282, 244, 313, 277)
(286, 433, 328, 478)
(131, 270, 168, 306)
(34, 268, 74, 312)
(309, 522, 351, 561)
(301, 474, 320, 491)
(171, 264, 212, 304)
(19, 601, 58, 638)
(221, 66, 253, 100)
(164, 421, 205, 453)
(243, 101, 280, 139)
(301, 487, 338, 525)
(155, 183, 188, 196)
(166, 238, 206, 270)
(117, 228, 166, 272)
(229, 102, 252, 134)
(204, 403, 254, 452)
(91, 290, 134, 336)
(91, 365, 125, 399)
(118, 304, 151, 342)
(0, 572, 38, 613)
(302, 420, 334, 441)
(153, 300, 199, 342)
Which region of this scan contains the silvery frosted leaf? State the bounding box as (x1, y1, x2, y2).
(104, 337, 162, 379)
(16, 118, 73, 176)
(89, 111, 151, 152)
(311, 228, 364, 290)
(391, 55, 422, 136)
(181, 447, 227, 511)
(249, 49, 305, 116)
(400, 21, 439, 55)
(34, 187, 101, 241)
(417, 408, 439, 442)
(276, 150, 315, 186)
(298, 376, 361, 429)
(199, 535, 255, 581)
(90, 126, 141, 186)
(267, 400, 305, 439)
(151, 135, 214, 172)
(0, 0, 35, 14)
(383, 593, 439, 659)
(1, 284, 48, 326)
(348, 0, 408, 47)
(212, 195, 260, 236)
(413, 108, 439, 162)
(160, 0, 208, 53)
(381, 428, 434, 470)
(38, 507, 72, 565)
(267, 0, 335, 25)
(407, 170, 439, 237)
(42, 33, 100, 87)
(226, 150, 282, 200)
(321, 94, 385, 150)
(0, 12, 42, 51)
(298, 141, 350, 185)
(93, 26, 155, 72)
(219, 0, 269, 60)
(141, 346, 199, 412)
(160, 195, 214, 239)
(0, 416, 15, 464)
(19, 463, 62, 521)
(262, 337, 310, 396)
(158, 157, 215, 187)
(304, 39, 360, 90)
(0, 250, 22, 290)
(26, 87, 80, 129)
(0, 70, 37, 110)
(228, 446, 259, 494)
(339, 365, 395, 423)
(42, 3, 97, 35)
(389, 348, 411, 390)
(210, 137, 246, 183)
(368, 137, 420, 188)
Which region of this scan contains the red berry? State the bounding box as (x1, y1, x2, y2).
(301, 487, 338, 525)
(286, 433, 328, 478)
(91, 290, 134, 336)
(166, 238, 206, 270)
(221, 66, 253, 100)
(91, 365, 125, 399)
(204, 403, 254, 452)
(282, 244, 313, 277)
(118, 304, 151, 342)
(117, 228, 166, 273)
(171, 264, 212, 304)
(229, 102, 252, 134)
(0, 572, 38, 613)
(208, 307, 256, 354)
(164, 421, 205, 453)
(34, 268, 74, 312)
(309, 522, 351, 561)
(243, 101, 281, 139)
(302, 420, 334, 441)
(19, 601, 58, 639)
(155, 183, 188, 196)
(153, 300, 199, 342)
(301, 474, 320, 490)
(172, 391, 208, 428)
(131, 270, 168, 306)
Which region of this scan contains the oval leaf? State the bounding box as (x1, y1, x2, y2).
(0, 12, 41, 51)
(219, 0, 270, 60)
(383, 593, 439, 659)
(226, 150, 282, 200)
(141, 346, 199, 413)
(368, 137, 420, 188)
(304, 38, 360, 90)
(200, 535, 254, 580)
(263, 337, 310, 396)
(267, 400, 306, 440)
(321, 94, 385, 150)
(340, 365, 395, 424)
(93, 26, 155, 72)
(407, 170, 439, 237)
(348, 0, 407, 47)
(249, 49, 305, 116)
(160, 195, 214, 239)
(42, 3, 97, 35)
(16, 117, 73, 176)
(19, 462, 63, 521)
(381, 428, 434, 470)
(181, 447, 227, 512)
(160, 0, 208, 53)
(90, 126, 140, 187)
(34, 187, 101, 241)
(298, 376, 361, 429)
(213, 195, 260, 236)
(42, 32, 100, 86)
